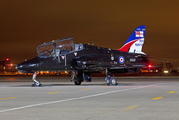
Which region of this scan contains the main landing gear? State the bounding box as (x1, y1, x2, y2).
(106, 71, 118, 86)
(71, 70, 118, 86)
(71, 71, 83, 85)
(31, 71, 42, 87)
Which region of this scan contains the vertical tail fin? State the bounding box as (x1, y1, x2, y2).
(118, 25, 146, 54)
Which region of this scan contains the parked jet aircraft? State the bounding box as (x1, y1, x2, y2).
(16, 25, 150, 86)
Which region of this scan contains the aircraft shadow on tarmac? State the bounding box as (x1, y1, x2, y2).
(13, 83, 133, 87)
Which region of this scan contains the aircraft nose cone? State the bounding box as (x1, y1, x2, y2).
(15, 65, 19, 70)
(16, 64, 25, 70)
(16, 57, 40, 73)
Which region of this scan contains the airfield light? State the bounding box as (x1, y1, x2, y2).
(164, 70, 169, 74)
(6, 58, 9, 61)
(148, 65, 152, 68)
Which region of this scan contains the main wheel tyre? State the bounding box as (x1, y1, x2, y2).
(74, 81, 81, 85)
(109, 78, 117, 85)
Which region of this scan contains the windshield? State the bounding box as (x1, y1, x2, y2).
(37, 37, 74, 56)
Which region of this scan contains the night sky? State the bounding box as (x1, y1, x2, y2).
(1, 1, 179, 68)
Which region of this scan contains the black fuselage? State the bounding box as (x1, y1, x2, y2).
(16, 44, 149, 73)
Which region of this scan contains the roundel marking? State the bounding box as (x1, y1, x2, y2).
(119, 56, 125, 64)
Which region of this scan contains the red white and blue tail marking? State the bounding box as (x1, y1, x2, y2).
(118, 25, 146, 54)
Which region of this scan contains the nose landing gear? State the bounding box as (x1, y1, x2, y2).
(31, 71, 42, 87)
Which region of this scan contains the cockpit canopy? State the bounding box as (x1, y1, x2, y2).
(37, 37, 83, 56)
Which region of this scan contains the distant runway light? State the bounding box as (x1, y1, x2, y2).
(164, 70, 169, 73)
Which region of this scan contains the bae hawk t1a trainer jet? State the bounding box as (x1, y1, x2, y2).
(16, 25, 150, 86)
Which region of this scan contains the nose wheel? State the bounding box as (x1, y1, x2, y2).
(31, 72, 43, 87)
(32, 80, 42, 87)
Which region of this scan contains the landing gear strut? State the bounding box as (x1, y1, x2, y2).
(31, 71, 42, 87)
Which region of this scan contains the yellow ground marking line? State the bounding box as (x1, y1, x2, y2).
(169, 91, 175, 93)
(47, 91, 60, 94)
(0, 97, 16, 100)
(122, 106, 138, 111)
(104, 86, 110, 88)
(81, 88, 89, 90)
(153, 97, 163, 100)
